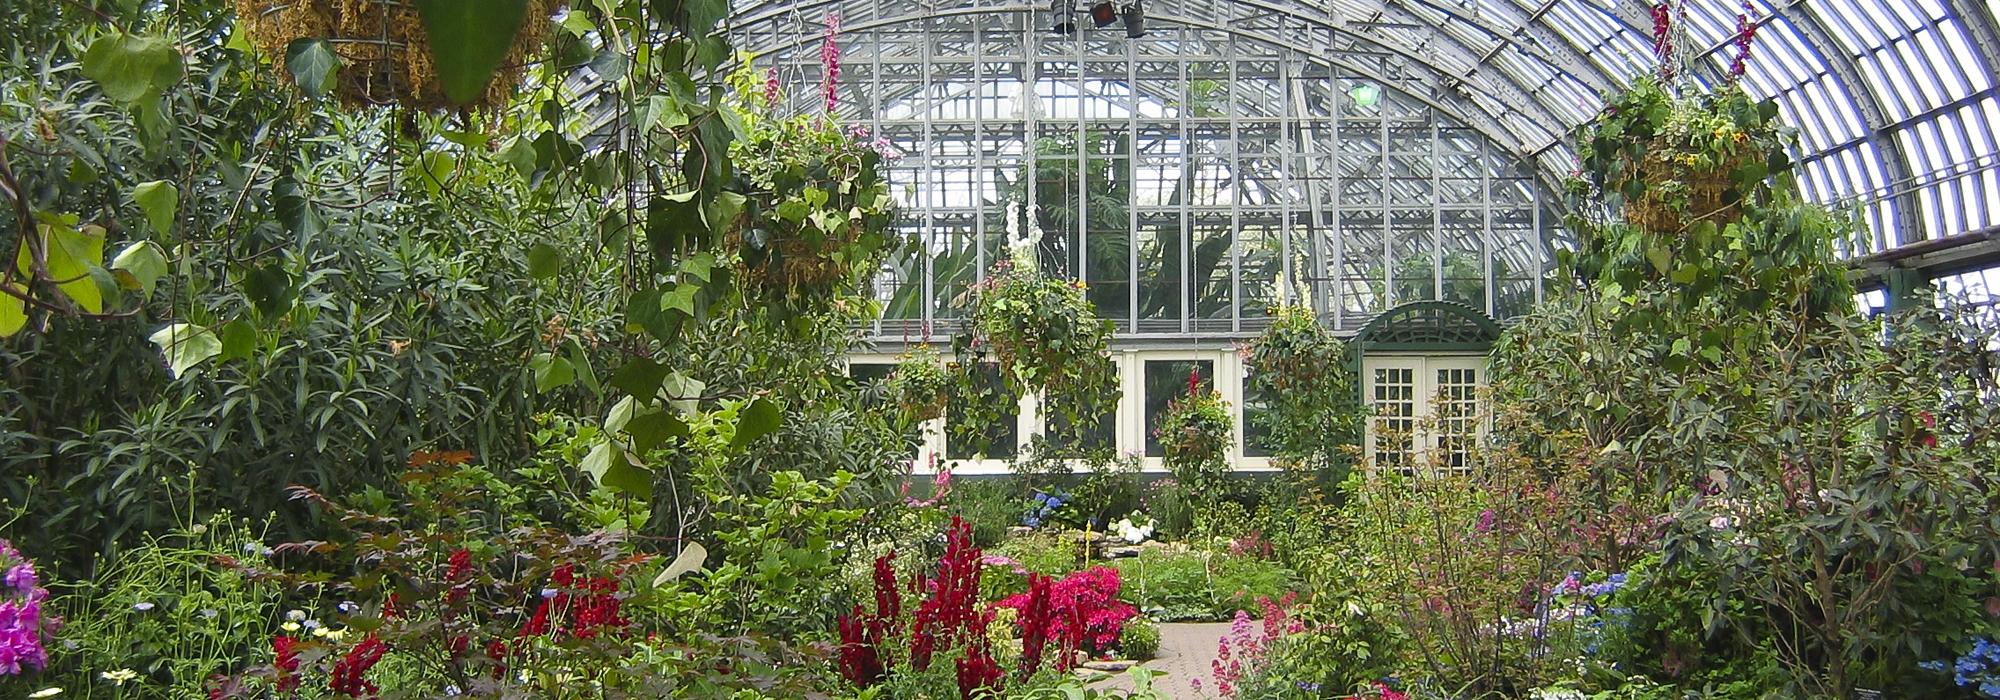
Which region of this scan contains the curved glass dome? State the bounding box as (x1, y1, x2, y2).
(725, 0, 2000, 332)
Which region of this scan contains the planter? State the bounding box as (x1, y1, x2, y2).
(234, 0, 559, 110)
(1622, 143, 1752, 234)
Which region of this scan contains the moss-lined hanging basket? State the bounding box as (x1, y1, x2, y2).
(1621, 142, 1754, 234)
(234, 0, 560, 110)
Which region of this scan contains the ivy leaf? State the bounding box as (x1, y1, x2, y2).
(411, 151, 458, 199)
(662, 283, 699, 317)
(149, 323, 222, 379)
(283, 38, 340, 98)
(679, 252, 715, 284)
(731, 397, 781, 450)
(526, 242, 562, 280)
(110, 240, 170, 297)
(131, 180, 179, 236)
(242, 264, 295, 318)
(0, 286, 25, 337)
(530, 352, 576, 392)
(81, 33, 183, 104)
(498, 137, 538, 179)
(19, 222, 108, 314)
(651, 542, 708, 586)
(413, 0, 531, 105)
(566, 337, 601, 398)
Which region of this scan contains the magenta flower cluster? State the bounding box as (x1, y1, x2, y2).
(0, 539, 52, 676)
(820, 13, 843, 113)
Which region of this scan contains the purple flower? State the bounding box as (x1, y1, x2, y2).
(0, 599, 49, 676)
(1475, 509, 1496, 533)
(3, 565, 33, 596)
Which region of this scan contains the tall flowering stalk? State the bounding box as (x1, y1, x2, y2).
(0, 540, 50, 677)
(1207, 594, 1305, 698)
(836, 518, 1003, 696)
(1651, 1, 1676, 82)
(820, 13, 842, 113)
(1729, 1, 1759, 80)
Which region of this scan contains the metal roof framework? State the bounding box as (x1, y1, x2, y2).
(712, 0, 2000, 332)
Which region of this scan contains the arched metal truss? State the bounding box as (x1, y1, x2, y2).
(730, 0, 2000, 252)
(714, 0, 2000, 334)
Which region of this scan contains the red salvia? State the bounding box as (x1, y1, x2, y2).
(1015, 573, 1055, 676)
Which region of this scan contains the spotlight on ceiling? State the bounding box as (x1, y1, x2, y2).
(1122, 1, 1146, 38)
(1051, 0, 1075, 35)
(1090, 1, 1118, 28)
(1349, 82, 1382, 107)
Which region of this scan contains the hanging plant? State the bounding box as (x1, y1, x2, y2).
(1579, 78, 1784, 236)
(727, 118, 899, 306)
(1572, 1, 1780, 238)
(233, 0, 561, 110)
(887, 346, 951, 422)
(1154, 370, 1232, 496)
(1242, 305, 1361, 478)
(964, 255, 1119, 424)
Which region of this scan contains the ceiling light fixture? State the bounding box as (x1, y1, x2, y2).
(1349, 82, 1382, 107)
(1122, 2, 1146, 38)
(1090, 1, 1118, 28)
(1052, 0, 1076, 35)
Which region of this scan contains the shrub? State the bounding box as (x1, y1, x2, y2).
(945, 478, 1022, 548)
(996, 567, 1137, 658)
(1119, 616, 1160, 660)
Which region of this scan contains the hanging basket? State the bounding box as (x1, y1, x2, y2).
(728, 217, 867, 299)
(1622, 143, 1752, 235)
(234, 0, 560, 110)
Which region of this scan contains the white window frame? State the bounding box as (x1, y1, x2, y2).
(1361, 353, 1489, 475)
(851, 347, 1278, 476)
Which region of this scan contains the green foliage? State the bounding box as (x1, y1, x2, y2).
(1110, 547, 1294, 622)
(32, 513, 284, 698)
(1118, 615, 1159, 660)
(1244, 306, 1361, 484)
(1154, 384, 1232, 509)
(944, 478, 1022, 548)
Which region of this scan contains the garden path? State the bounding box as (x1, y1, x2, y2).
(1089, 621, 1231, 699)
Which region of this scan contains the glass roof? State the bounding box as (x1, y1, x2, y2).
(726, 0, 2000, 257)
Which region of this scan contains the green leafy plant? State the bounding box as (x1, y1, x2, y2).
(1110, 547, 1294, 623)
(1244, 305, 1361, 485)
(1154, 374, 1233, 508)
(963, 253, 1119, 435)
(1118, 616, 1159, 660)
(35, 513, 285, 698)
(887, 346, 952, 422)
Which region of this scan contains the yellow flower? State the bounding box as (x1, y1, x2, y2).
(28, 689, 63, 698)
(281, 621, 302, 633)
(100, 669, 140, 685)
(319, 627, 347, 642)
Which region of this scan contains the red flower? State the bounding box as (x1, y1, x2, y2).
(272, 636, 300, 692)
(329, 636, 387, 698)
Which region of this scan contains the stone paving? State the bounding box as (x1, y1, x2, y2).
(1088, 621, 1232, 699)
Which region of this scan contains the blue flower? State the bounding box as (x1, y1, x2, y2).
(1920, 660, 1948, 673)
(1980, 680, 2000, 698)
